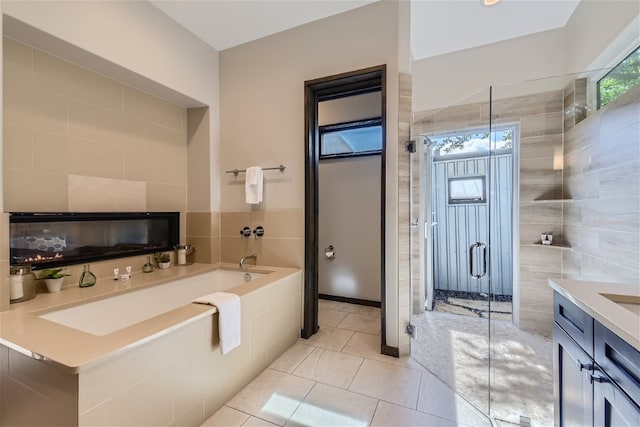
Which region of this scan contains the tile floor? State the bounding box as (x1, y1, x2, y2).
(201, 300, 491, 427)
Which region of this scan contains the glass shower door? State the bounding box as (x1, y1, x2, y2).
(410, 87, 495, 419)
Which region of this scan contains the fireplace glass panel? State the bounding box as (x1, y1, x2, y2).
(10, 212, 179, 269)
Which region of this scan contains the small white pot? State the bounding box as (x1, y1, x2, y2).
(158, 262, 171, 269)
(44, 277, 64, 293)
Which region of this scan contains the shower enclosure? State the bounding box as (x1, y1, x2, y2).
(408, 66, 635, 426)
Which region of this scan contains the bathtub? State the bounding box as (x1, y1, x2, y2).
(40, 269, 267, 336)
(1, 264, 302, 426)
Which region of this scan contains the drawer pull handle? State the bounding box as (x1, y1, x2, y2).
(590, 374, 608, 384)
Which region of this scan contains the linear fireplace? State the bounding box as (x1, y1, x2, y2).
(10, 212, 179, 270)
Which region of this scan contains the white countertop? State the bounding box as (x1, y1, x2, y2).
(548, 278, 640, 351)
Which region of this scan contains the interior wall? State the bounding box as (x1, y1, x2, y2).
(220, 1, 404, 349)
(412, 29, 566, 112)
(1, 0, 221, 211)
(563, 0, 640, 74)
(563, 86, 640, 284)
(3, 38, 188, 218)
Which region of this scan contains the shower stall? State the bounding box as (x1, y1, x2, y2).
(407, 65, 638, 426)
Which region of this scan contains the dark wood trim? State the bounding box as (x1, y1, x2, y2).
(302, 64, 387, 347)
(381, 345, 399, 358)
(318, 294, 381, 308)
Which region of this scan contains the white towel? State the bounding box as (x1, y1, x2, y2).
(245, 166, 263, 204)
(193, 292, 241, 355)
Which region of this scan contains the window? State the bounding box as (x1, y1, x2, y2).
(448, 176, 486, 204)
(431, 126, 514, 158)
(597, 46, 640, 110)
(320, 118, 382, 158)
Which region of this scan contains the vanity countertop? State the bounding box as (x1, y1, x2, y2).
(548, 278, 640, 351)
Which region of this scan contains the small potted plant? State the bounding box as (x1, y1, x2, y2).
(154, 252, 172, 269)
(39, 268, 70, 293)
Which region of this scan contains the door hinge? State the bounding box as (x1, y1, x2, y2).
(406, 323, 417, 339)
(406, 141, 416, 153)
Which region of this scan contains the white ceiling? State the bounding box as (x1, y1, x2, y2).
(149, 0, 581, 61)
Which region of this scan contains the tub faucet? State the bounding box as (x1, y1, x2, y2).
(239, 254, 257, 269)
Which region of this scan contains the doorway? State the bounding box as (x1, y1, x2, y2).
(427, 126, 515, 320)
(302, 65, 388, 353)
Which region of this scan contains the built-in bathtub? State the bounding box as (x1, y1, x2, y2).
(40, 269, 267, 336)
(0, 264, 302, 427)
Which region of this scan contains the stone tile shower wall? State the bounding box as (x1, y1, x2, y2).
(562, 85, 640, 283)
(413, 90, 565, 337)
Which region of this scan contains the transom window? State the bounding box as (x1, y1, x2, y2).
(597, 46, 640, 110)
(319, 118, 382, 158)
(430, 126, 514, 158)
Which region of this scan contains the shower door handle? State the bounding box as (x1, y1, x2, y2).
(469, 242, 487, 279)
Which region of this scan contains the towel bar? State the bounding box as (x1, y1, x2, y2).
(225, 165, 286, 177)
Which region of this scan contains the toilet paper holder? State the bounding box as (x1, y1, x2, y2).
(324, 245, 335, 259)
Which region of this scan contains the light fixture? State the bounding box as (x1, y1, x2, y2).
(483, 0, 501, 5)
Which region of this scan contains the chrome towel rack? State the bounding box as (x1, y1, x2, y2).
(225, 165, 286, 177)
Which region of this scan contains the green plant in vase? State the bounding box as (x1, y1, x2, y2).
(154, 252, 172, 269)
(39, 268, 70, 293)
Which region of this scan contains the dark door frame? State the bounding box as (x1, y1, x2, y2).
(302, 65, 393, 355)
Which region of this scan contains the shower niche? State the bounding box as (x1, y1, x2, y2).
(9, 212, 179, 270)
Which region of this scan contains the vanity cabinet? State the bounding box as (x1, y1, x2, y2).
(553, 292, 640, 427)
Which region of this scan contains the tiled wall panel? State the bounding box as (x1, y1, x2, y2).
(562, 85, 640, 284)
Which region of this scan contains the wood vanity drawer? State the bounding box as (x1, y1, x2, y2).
(595, 321, 640, 407)
(554, 292, 594, 356)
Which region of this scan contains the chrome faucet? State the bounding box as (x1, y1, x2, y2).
(239, 254, 257, 269)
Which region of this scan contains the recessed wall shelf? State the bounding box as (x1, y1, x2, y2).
(532, 198, 574, 203)
(527, 242, 572, 250)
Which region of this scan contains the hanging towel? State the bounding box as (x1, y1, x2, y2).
(245, 166, 263, 204)
(193, 292, 241, 355)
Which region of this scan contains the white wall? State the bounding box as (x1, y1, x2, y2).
(2, 0, 221, 210)
(412, 29, 566, 112)
(564, 0, 640, 74)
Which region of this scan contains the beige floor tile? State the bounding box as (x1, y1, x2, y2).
(300, 326, 354, 352)
(202, 406, 250, 426)
(242, 416, 279, 426)
(368, 307, 381, 317)
(318, 308, 348, 327)
(318, 299, 338, 310)
(287, 383, 378, 427)
(292, 348, 363, 389)
(334, 302, 376, 315)
(337, 313, 381, 335)
(416, 371, 492, 427)
(349, 359, 422, 409)
(226, 369, 315, 425)
(371, 401, 457, 426)
(269, 343, 316, 374)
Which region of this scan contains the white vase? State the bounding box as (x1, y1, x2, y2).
(44, 277, 64, 293)
(158, 262, 171, 269)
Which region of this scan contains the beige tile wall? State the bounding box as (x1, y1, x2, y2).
(220, 210, 303, 268)
(0, 344, 79, 426)
(186, 211, 221, 264)
(397, 73, 413, 356)
(562, 85, 640, 284)
(2, 38, 220, 308)
(3, 38, 188, 216)
(414, 90, 565, 337)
